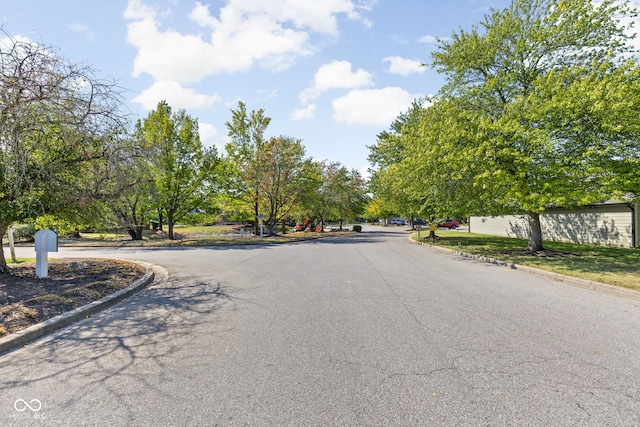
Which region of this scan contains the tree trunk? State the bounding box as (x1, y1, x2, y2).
(128, 225, 144, 240)
(157, 210, 164, 231)
(0, 222, 10, 273)
(167, 213, 175, 240)
(254, 197, 259, 235)
(526, 211, 544, 253)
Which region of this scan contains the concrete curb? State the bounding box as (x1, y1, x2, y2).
(0, 261, 159, 355)
(410, 235, 640, 302)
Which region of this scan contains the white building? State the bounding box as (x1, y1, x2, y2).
(469, 201, 639, 248)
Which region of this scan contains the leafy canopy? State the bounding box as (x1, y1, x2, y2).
(370, 0, 640, 251)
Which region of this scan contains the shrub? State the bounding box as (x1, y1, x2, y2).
(11, 224, 36, 241)
(352, 225, 362, 232)
(34, 215, 76, 235)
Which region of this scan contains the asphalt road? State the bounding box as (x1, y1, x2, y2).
(1, 227, 639, 426)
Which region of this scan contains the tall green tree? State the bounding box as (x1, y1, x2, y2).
(298, 161, 368, 231)
(363, 196, 396, 223)
(425, 0, 640, 252)
(259, 135, 319, 235)
(368, 101, 435, 223)
(0, 33, 129, 272)
(109, 153, 156, 240)
(136, 101, 219, 240)
(225, 101, 271, 235)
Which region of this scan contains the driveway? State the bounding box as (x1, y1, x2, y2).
(2, 227, 639, 426)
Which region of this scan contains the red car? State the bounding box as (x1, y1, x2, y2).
(437, 218, 460, 229)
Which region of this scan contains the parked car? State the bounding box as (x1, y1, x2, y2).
(390, 219, 406, 226)
(437, 218, 460, 229)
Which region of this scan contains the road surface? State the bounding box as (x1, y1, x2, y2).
(1, 227, 639, 426)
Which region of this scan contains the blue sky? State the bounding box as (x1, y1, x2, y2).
(2, 0, 637, 176)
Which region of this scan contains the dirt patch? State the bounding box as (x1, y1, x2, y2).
(0, 259, 146, 336)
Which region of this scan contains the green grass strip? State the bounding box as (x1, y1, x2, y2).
(415, 231, 640, 291)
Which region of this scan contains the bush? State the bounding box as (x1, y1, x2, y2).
(34, 215, 77, 236)
(11, 224, 37, 241)
(352, 225, 362, 232)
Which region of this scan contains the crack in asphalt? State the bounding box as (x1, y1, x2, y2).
(353, 244, 445, 337)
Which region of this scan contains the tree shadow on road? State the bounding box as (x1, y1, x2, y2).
(0, 275, 241, 407)
(48, 230, 408, 264)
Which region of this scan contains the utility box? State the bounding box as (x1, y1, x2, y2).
(34, 229, 58, 252)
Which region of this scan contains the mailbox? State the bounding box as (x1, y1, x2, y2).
(34, 229, 58, 252)
(34, 229, 58, 278)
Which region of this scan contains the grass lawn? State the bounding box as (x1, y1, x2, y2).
(8, 258, 36, 264)
(414, 230, 640, 292)
(56, 224, 352, 247)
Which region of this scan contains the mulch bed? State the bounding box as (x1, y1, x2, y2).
(0, 259, 146, 336)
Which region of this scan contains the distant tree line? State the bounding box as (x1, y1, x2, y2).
(0, 31, 368, 273)
(224, 101, 368, 236)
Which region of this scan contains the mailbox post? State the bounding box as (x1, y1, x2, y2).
(34, 229, 58, 278)
(256, 213, 265, 240)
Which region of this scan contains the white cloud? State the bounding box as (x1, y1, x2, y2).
(256, 88, 279, 100)
(123, 0, 156, 20)
(358, 164, 372, 180)
(68, 23, 95, 41)
(290, 104, 317, 121)
(124, 0, 372, 83)
(0, 35, 32, 50)
(419, 34, 449, 44)
(382, 56, 425, 76)
(198, 122, 224, 152)
(332, 87, 414, 126)
(218, 0, 358, 35)
(390, 34, 411, 45)
(299, 60, 374, 103)
(419, 34, 438, 44)
(132, 80, 221, 110)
